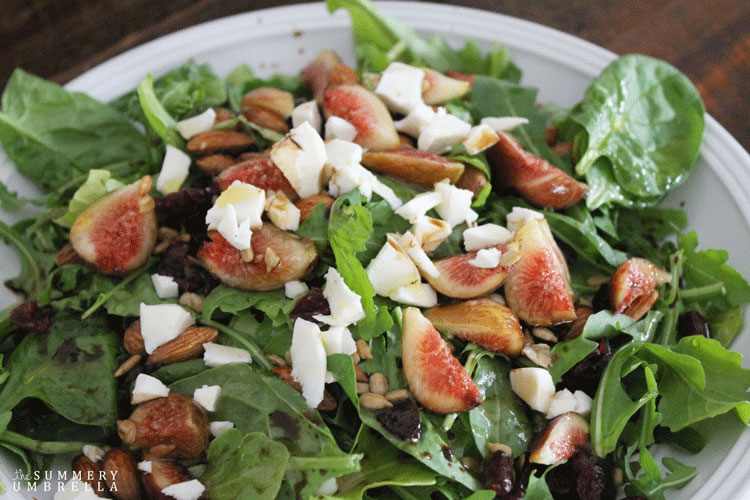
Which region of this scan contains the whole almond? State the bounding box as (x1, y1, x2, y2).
(242, 104, 290, 134)
(147, 326, 218, 365)
(123, 320, 146, 356)
(186, 130, 254, 155)
(101, 449, 141, 500)
(56, 242, 85, 267)
(72, 454, 110, 498)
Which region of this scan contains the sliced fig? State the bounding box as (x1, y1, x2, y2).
(141, 459, 192, 500)
(323, 84, 400, 151)
(328, 63, 360, 87)
(186, 130, 254, 155)
(242, 104, 289, 134)
(213, 107, 235, 124)
(424, 245, 515, 299)
(402, 307, 482, 414)
(361, 146, 465, 186)
(421, 68, 470, 105)
(424, 298, 524, 355)
(487, 132, 588, 209)
(529, 412, 590, 465)
(295, 193, 334, 223)
(70, 176, 157, 275)
(215, 155, 298, 200)
(504, 218, 576, 326)
(610, 258, 670, 320)
(242, 87, 295, 118)
(196, 154, 238, 174)
(198, 223, 317, 291)
(300, 50, 343, 99)
(444, 70, 477, 85)
(456, 166, 488, 200)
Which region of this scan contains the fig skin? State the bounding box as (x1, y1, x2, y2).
(323, 84, 400, 151)
(610, 257, 670, 320)
(424, 298, 524, 356)
(487, 131, 588, 209)
(424, 245, 516, 299)
(529, 412, 590, 465)
(401, 307, 482, 414)
(198, 223, 317, 291)
(361, 146, 465, 186)
(300, 50, 343, 99)
(421, 68, 471, 105)
(215, 155, 298, 200)
(504, 218, 576, 326)
(70, 176, 157, 275)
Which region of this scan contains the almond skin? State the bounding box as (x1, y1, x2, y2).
(242, 87, 295, 118)
(456, 167, 488, 200)
(101, 449, 141, 500)
(72, 454, 110, 498)
(195, 154, 238, 174)
(186, 130, 254, 155)
(295, 194, 334, 223)
(123, 320, 146, 356)
(147, 326, 218, 365)
(118, 394, 209, 459)
(242, 104, 290, 134)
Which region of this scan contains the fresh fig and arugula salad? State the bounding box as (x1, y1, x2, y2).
(0, 1, 749, 499)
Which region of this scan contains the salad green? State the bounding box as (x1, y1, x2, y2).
(0, 1, 749, 499)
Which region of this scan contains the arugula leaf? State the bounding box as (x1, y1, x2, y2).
(0, 315, 118, 427)
(202, 286, 294, 327)
(169, 364, 360, 497)
(326, 0, 519, 79)
(359, 308, 407, 390)
(297, 202, 330, 253)
(524, 468, 556, 500)
(136, 75, 184, 148)
(469, 76, 568, 169)
(572, 55, 705, 209)
(0, 69, 148, 192)
(201, 429, 290, 500)
(327, 354, 360, 410)
(469, 356, 532, 458)
(0, 220, 46, 297)
(334, 427, 436, 499)
(53, 169, 124, 228)
(328, 191, 393, 339)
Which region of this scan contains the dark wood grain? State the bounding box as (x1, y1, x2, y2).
(2, 0, 748, 149)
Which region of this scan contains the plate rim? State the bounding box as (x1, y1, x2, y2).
(3, 2, 749, 499)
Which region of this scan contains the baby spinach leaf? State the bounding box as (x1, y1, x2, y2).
(359, 308, 407, 390)
(469, 76, 567, 169)
(202, 286, 294, 327)
(201, 429, 290, 500)
(524, 468, 555, 500)
(334, 427, 436, 499)
(297, 202, 330, 253)
(0, 315, 118, 427)
(0, 220, 46, 297)
(0, 69, 148, 192)
(572, 55, 705, 208)
(360, 408, 481, 491)
(169, 364, 360, 497)
(328, 191, 393, 339)
(469, 356, 531, 458)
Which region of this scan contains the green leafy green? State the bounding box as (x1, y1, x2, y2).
(169, 364, 360, 497)
(53, 169, 124, 227)
(0, 69, 148, 191)
(136, 75, 184, 148)
(0, 315, 118, 427)
(328, 191, 393, 339)
(469, 356, 531, 458)
(201, 429, 290, 500)
(334, 427, 436, 499)
(225, 63, 305, 113)
(297, 202, 330, 253)
(572, 55, 706, 209)
(202, 286, 294, 327)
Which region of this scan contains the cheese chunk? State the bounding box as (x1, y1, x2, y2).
(290, 318, 327, 408)
(411, 216, 452, 252)
(375, 62, 425, 114)
(469, 247, 502, 268)
(319, 326, 357, 356)
(463, 224, 513, 251)
(156, 145, 191, 194)
(151, 273, 179, 299)
(291, 101, 322, 132)
(325, 116, 358, 142)
(506, 206, 544, 233)
(271, 121, 327, 197)
(434, 181, 478, 228)
(399, 231, 439, 277)
(388, 282, 438, 308)
(138, 461, 153, 473)
(509, 367, 555, 413)
(203, 342, 252, 367)
(395, 102, 436, 137)
(176, 108, 217, 140)
(267, 192, 301, 231)
(209, 421, 235, 437)
(193, 385, 221, 412)
(463, 124, 499, 155)
(132, 373, 170, 404)
(160, 480, 206, 500)
(285, 280, 309, 299)
(395, 191, 443, 223)
(366, 236, 420, 296)
(313, 268, 365, 327)
(140, 303, 194, 354)
(480, 116, 529, 132)
(418, 109, 471, 154)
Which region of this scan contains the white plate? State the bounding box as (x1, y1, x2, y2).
(1, 2, 749, 499)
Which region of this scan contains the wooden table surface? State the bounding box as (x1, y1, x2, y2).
(2, 0, 748, 150)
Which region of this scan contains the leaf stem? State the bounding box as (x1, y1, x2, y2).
(81, 262, 151, 319)
(199, 318, 271, 371)
(679, 282, 725, 300)
(0, 431, 93, 454)
(0, 220, 43, 295)
(442, 349, 481, 432)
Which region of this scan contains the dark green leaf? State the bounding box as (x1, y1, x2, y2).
(202, 286, 294, 327)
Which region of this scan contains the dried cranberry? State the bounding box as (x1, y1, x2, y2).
(561, 339, 612, 397)
(155, 187, 215, 234)
(9, 301, 52, 334)
(376, 400, 421, 442)
(677, 310, 712, 339)
(481, 450, 515, 496)
(504, 461, 531, 500)
(570, 449, 616, 500)
(156, 241, 217, 295)
(289, 288, 330, 323)
(592, 283, 611, 312)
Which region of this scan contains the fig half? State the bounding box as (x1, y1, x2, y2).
(198, 223, 317, 291)
(70, 176, 157, 274)
(610, 258, 670, 320)
(361, 146, 465, 186)
(215, 155, 298, 200)
(424, 245, 516, 299)
(504, 218, 576, 326)
(323, 84, 400, 151)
